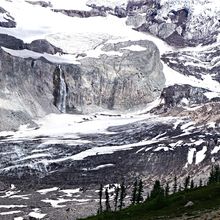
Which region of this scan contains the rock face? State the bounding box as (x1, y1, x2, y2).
(0, 39, 165, 130)
(26, 39, 63, 55)
(71, 40, 165, 111)
(160, 84, 209, 108)
(0, 34, 63, 54)
(126, 0, 220, 47)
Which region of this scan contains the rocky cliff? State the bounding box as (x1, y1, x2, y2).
(0, 39, 165, 130)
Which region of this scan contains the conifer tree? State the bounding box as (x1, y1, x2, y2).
(190, 179, 194, 189)
(173, 176, 177, 193)
(151, 180, 164, 199)
(98, 184, 103, 214)
(165, 183, 169, 197)
(137, 179, 144, 204)
(119, 182, 126, 210)
(131, 179, 138, 205)
(114, 187, 120, 211)
(199, 179, 203, 187)
(184, 176, 190, 190)
(105, 188, 111, 212)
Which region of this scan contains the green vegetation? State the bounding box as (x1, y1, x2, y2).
(82, 165, 220, 220)
(83, 183, 220, 220)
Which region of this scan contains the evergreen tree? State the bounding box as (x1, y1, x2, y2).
(173, 176, 177, 193)
(208, 165, 220, 184)
(190, 179, 194, 189)
(114, 187, 120, 211)
(151, 180, 164, 199)
(131, 179, 137, 205)
(214, 165, 220, 182)
(137, 179, 144, 204)
(199, 179, 203, 187)
(165, 183, 169, 197)
(105, 188, 111, 212)
(119, 182, 126, 210)
(184, 176, 190, 190)
(98, 184, 103, 214)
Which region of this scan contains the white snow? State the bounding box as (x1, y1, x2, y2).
(135, 147, 145, 153)
(0, 205, 27, 208)
(60, 188, 80, 197)
(89, 164, 115, 170)
(0, 190, 20, 198)
(14, 217, 24, 220)
(154, 147, 170, 152)
(187, 148, 196, 164)
(42, 198, 71, 208)
(204, 92, 220, 99)
(0, 211, 21, 215)
(211, 146, 220, 154)
(122, 45, 147, 51)
(11, 184, 16, 190)
(28, 211, 46, 219)
(145, 147, 152, 152)
(87, 0, 128, 8)
(181, 122, 195, 130)
(0, 113, 149, 141)
(163, 62, 220, 93)
(195, 146, 207, 164)
(193, 140, 205, 146)
(10, 194, 30, 200)
(42, 198, 90, 208)
(2, 47, 80, 64)
(37, 187, 59, 195)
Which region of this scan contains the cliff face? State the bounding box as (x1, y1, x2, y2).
(0, 39, 165, 130)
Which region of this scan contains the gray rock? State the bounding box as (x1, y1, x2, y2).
(26, 39, 63, 55)
(0, 34, 63, 54)
(184, 201, 194, 207)
(0, 39, 165, 130)
(126, 13, 146, 28)
(0, 34, 24, 50)
(52, 9, 106, 18)
(160, 84, 209, 108)
(26, 0, 53, 8)
(77, 40, 165, 110)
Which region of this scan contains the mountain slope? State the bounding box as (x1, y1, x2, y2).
(0, 0, 219, 219)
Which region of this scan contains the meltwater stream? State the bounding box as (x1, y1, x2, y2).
(57, 65, 67, 113)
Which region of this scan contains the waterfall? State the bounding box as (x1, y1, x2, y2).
(57, 65, 67, 113)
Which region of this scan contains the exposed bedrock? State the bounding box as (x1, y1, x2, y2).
(160, 84, 209, 108)
(0, 39, 165, 130)
(0, 34, 63, 54)
(126, 0, 220, 47)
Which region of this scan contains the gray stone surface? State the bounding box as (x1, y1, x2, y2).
(0, 39, 165, 130)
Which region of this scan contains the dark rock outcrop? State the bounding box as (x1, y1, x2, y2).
(0, 34, 63, 54)
(52, 8, 107, 18)
(160, 84, 209, 108)
(26, 39, 63, 55)
(0, 34, 24, 50)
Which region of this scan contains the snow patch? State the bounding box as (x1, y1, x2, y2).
(195, 146, 207, 164)
(122, 45, 147, 51)
(37, 187, 59, 195)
